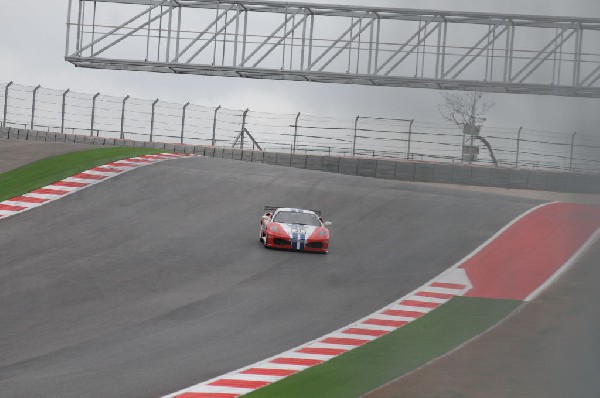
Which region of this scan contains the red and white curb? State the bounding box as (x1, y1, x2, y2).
(0, 153, 191, 220)
(165, 201, 600, 398)
(165, 278, 470, 398)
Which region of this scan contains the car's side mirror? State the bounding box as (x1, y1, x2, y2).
(324, 221, 332, 226)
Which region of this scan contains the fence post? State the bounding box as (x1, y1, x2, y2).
(90, 92, 100, 136)
(515, 126, 522, 168)
(293, 112, 300, 153)
(181, 102, 189, 144)
(120, 95, 129, 139)
(2, 81, 13, 127)
(352, 115, 360, 157)
(212, 105, 221, 146)
(61, 89, 70, 133)
(31, 85, 41, 129)
(406, 119, 414, 160)
(240, 108, 249, 150)
(569, 131, 577, 172)
(150, 99, 158, 142)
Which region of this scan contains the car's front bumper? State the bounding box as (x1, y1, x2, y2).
(265, 234, 328, 253)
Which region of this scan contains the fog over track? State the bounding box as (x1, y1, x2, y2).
(0, 157, 541, 398)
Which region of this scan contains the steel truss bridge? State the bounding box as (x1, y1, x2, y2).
(65, 0, 600, 97)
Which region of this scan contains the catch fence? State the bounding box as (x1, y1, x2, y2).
(1, 81, 599, 174)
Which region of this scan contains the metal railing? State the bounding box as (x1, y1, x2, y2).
(65, 0, 600, 97)
(1, 81, 599, 174)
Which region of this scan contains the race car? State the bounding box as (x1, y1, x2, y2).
(259, 207, 331, 253)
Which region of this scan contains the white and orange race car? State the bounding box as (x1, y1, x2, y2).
(259, 207, 331, 253)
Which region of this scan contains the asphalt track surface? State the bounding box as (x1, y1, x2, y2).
(0, 156, 542, 398)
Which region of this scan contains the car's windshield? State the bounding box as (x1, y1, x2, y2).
(273, 211, 321, 226)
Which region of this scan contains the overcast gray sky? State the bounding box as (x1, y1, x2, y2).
(1, 0, 599, 135)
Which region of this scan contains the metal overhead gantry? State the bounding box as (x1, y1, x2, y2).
(65, 0, 600, 97)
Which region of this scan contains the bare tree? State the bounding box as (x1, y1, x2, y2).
(439, 91, 493, 126)
(439, 91, 498, 166)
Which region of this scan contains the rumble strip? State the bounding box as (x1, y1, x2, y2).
(0, 153, 191, 220)
(165, 201, 600, 398)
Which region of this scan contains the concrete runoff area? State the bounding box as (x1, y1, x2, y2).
(0, 139, 94, 174)
(0, 156, 541, 398)
(366, 241, 600, 398)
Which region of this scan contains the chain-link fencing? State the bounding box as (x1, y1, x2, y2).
(1, 81, 598, 174)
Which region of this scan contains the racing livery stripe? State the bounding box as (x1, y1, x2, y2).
(300, 229, 306, 251)
(165, 202, 600, 398)
(0, 153, 192, 222)
(274, 219, 320, 252)
(292, 228, 298, 250)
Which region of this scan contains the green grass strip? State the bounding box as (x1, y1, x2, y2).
(0, 147, 162, 202)
(246, 296, 521, 398)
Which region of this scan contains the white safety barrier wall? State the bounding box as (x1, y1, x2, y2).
(1, 125, 599, 194)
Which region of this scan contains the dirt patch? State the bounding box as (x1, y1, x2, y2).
(365, 241, 600, 398)
(0, 139, 96, 174)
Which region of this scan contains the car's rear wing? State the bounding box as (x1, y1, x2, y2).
(263, 206, 281, 214)
(264, 206, 322, 217)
